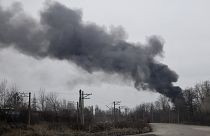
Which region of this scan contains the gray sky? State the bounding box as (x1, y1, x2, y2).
(0, 0, 210, 109)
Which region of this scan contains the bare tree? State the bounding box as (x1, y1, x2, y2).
(158, 95, 170, 111)
(45, 92, 59, 112)
(32, 93, 37, 111)
(183, 88, 197, 120)
(39, 88, 46, 111)
(194, 81, 210, 112)
(5, 85, 23, 109)
(0, 80, 8, 107)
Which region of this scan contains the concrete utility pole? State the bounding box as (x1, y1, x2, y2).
(81, 91, 84, 125)
(118, 106, 121, 117)
(118, 106, 122, 122)
(28, 92, 31, 126)
(118, 106, 126, 119)
(151, 108, 154, 123)
(113, 101, 121, 125)
(76, 101, 79, 128)
(19, 92, 31, 126)
(125, 108, 128, 116)
(79, 90, 82, 126)
(169, 108, 171, 123)
(78, 89, 92, 127)
(177, 110, 180, 123)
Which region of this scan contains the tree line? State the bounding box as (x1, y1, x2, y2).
(130, 81, 210, 125)
(0, 80, 210, 129)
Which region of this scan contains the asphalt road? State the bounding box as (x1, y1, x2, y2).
(135, 123, 210, 136)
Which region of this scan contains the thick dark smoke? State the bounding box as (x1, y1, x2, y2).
(0, 2, 182, 100)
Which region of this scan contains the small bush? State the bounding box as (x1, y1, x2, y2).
(89, 122, 113, 132)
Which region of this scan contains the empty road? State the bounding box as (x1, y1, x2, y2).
(134, 123, 210, 136)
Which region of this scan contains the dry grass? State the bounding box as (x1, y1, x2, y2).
(1, 122, 152, 136)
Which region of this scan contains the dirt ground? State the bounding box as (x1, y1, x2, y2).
(130, 123, 210, 136)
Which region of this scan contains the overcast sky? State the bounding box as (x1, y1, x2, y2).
(0, 0, 210, 109)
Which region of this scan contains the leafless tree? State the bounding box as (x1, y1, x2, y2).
(0, 80, 8, 107)
(38, 88, 46, 111)
(4, 85, 23, 109)
(45, 92, 60, 112)
(32, 93, 37, 111)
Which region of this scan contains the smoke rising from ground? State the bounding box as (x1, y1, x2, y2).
(0, 2, 182, 100)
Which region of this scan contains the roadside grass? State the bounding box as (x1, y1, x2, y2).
(0, 121, 152, 136)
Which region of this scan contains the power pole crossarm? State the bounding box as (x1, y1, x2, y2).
(83, 93, 92, 99)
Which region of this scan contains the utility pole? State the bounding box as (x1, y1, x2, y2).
(81, 91, 84, 126)
(76, 101, 79, 129)
(78, 89, 92, 127)
(125, 108, 128, 116)
(28, 92, 31, 126)
(19, 92, 31, 126)
(168, 108, 171, 123)
(114, 101, 116, 123)
(118, 106, 126, 121)
(79, 90, 82, 126)
(118, 106, 121, 117)
(113, 101, 120, 125)
(118, 106, 121, 122)
(177, 109, 180, 123)
(151, 107, 154, 123)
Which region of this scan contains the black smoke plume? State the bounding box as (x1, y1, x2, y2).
(0, 2, 182, 100)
